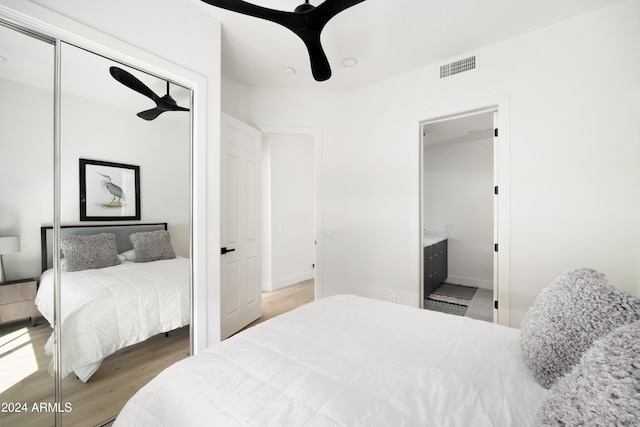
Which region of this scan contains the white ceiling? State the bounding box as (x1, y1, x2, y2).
(192, 0, 626, 91)
(0, 0, 627, 128)
(0, 24, 54, 90)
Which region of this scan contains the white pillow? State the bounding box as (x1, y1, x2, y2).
(119, 249, 136, 262)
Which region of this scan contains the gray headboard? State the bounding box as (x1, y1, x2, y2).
(40, 223, 167, 272)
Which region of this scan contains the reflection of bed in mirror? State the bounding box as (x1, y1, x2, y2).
(36, 223, 190, 382)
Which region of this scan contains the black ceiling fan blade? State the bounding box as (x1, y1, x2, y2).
(300, 1, 367, 81)
(200, 0, 303, 29)
(109, 66, 159, 102)
(200, 0, 369, 82)
(297, 32, 332, 81)
(111, 68, 189, 120)
(137, 102, 189, 121)
(137, 108, 165, 121)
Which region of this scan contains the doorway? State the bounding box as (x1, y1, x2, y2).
(260, 127, 322, 304)
(420, 108, 498, 323)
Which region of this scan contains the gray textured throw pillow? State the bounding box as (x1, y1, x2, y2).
(60, 233, 121, 271)
(129, 230, 176, 263)
(520, 268, 640, 388)
(538, 320, 640, 426)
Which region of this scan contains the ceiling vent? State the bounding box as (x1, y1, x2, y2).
(440, 56, 476, 78)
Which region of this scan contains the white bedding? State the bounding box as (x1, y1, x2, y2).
(115, 294, 547, 426)
(35, 257, 190, 382)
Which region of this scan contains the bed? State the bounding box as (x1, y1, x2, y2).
(35, 223, 190, 382)
(115, 294, 546, 426)
(114, 268, 640, 426)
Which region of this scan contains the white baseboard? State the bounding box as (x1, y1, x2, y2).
(267, 270, 315, 292)
(446, 275, 493, 290)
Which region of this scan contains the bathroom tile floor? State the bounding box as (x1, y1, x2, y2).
(464, 287, 494, 322)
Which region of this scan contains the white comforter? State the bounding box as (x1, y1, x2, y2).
(36, 257, 190, 382)
(115, 294, 547, 426)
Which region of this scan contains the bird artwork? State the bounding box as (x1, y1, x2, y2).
(97, 172, 125, 208)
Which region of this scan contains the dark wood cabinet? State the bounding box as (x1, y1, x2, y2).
(424, 239, 447, 297)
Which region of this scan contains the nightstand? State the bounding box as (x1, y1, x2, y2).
(0, 278, 39, 326)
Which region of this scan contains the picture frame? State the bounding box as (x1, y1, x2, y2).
(79, 158, 140, 221)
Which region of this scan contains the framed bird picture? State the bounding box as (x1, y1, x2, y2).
(79, 158, 140, 221)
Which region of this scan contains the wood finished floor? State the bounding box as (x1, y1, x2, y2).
(1, 321, 190, 427)
(0, 280, 314, 427)
(238, 279, 315, 333)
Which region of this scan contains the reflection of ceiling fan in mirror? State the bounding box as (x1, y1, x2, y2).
(109, 66, 189, 121)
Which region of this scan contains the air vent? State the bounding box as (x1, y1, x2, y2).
(440, 56, 476, 78)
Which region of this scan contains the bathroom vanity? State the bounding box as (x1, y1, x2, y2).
(424, 236, 448, 298)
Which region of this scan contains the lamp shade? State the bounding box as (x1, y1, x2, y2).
(0, 236, 20, 254)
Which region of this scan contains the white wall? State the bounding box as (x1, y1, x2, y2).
(238, 0, 640, 327)
(246, 88, 353, 299)
(0, 78, 54, 281)
(263, 133, 315, 291)
(424, 138, 494, 289)
(221, 75, 251, 125)
(59, 92, 191, 256)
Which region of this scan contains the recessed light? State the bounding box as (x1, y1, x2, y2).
(283, 66, 296, 75)
(342, 57, 358, 68)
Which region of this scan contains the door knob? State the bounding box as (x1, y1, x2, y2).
(221, 247, 236, 254)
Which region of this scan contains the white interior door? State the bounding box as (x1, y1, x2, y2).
(220, 113, 262, 339)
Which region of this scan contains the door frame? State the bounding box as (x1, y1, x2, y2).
(259, 125, 322, 300)
(417, 94, 511, 325)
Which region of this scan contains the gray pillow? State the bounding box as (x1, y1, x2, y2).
(60, 233, 121, 272)
(521, 268, 640, 388)
(129, 230, 176, 263)
(538, 320, 640, 426)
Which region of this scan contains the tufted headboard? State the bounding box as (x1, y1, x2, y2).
(40, 223, 167, 272)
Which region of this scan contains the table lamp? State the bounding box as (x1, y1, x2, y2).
(0, 235, 20, 283)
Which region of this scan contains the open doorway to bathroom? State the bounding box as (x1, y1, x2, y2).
(421, 109, 496, 323)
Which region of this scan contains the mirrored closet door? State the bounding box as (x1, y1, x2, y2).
(57, 42, 193, 426)
(0, 20, 194, 426)
(0, 22, 56, 427)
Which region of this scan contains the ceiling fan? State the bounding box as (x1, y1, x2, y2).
(109, 66, 190, 121)
(200, 0, 367, 81)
